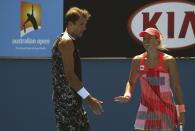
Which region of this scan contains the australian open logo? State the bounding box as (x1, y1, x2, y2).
(20, 2, 41, 37)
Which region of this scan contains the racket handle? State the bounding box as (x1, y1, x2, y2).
(179, 124, 183, 131)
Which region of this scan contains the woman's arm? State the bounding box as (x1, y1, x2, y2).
(114, 55, 140, 103)
(165, 55, 185, 125)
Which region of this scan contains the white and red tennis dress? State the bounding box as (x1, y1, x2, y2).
(134, 52, 177, 131)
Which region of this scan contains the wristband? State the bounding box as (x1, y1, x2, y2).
(77, 87, 90, 99)
(176, 104, 186, 113)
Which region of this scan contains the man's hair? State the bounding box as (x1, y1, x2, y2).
(65, 7, 91, 26)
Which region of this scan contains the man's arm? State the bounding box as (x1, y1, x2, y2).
(58, 39, 82, 91)
(58, 38, 104, 115)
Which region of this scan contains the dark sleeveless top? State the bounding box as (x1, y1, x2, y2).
(52, 33, 82, 88)
(51, 34, 90, 131)
(73, 40, 82, 81)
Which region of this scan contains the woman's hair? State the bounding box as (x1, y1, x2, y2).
(158, 34, 168, 51)
(65, 7, 91, 26)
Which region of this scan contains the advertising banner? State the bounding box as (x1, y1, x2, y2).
(64, 0, 195, 58)
(0, 0, 63, 58)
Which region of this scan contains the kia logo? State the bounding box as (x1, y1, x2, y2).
(128, 1, 195, 50)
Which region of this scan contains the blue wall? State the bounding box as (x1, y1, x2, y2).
(0, 59, 194, 131)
